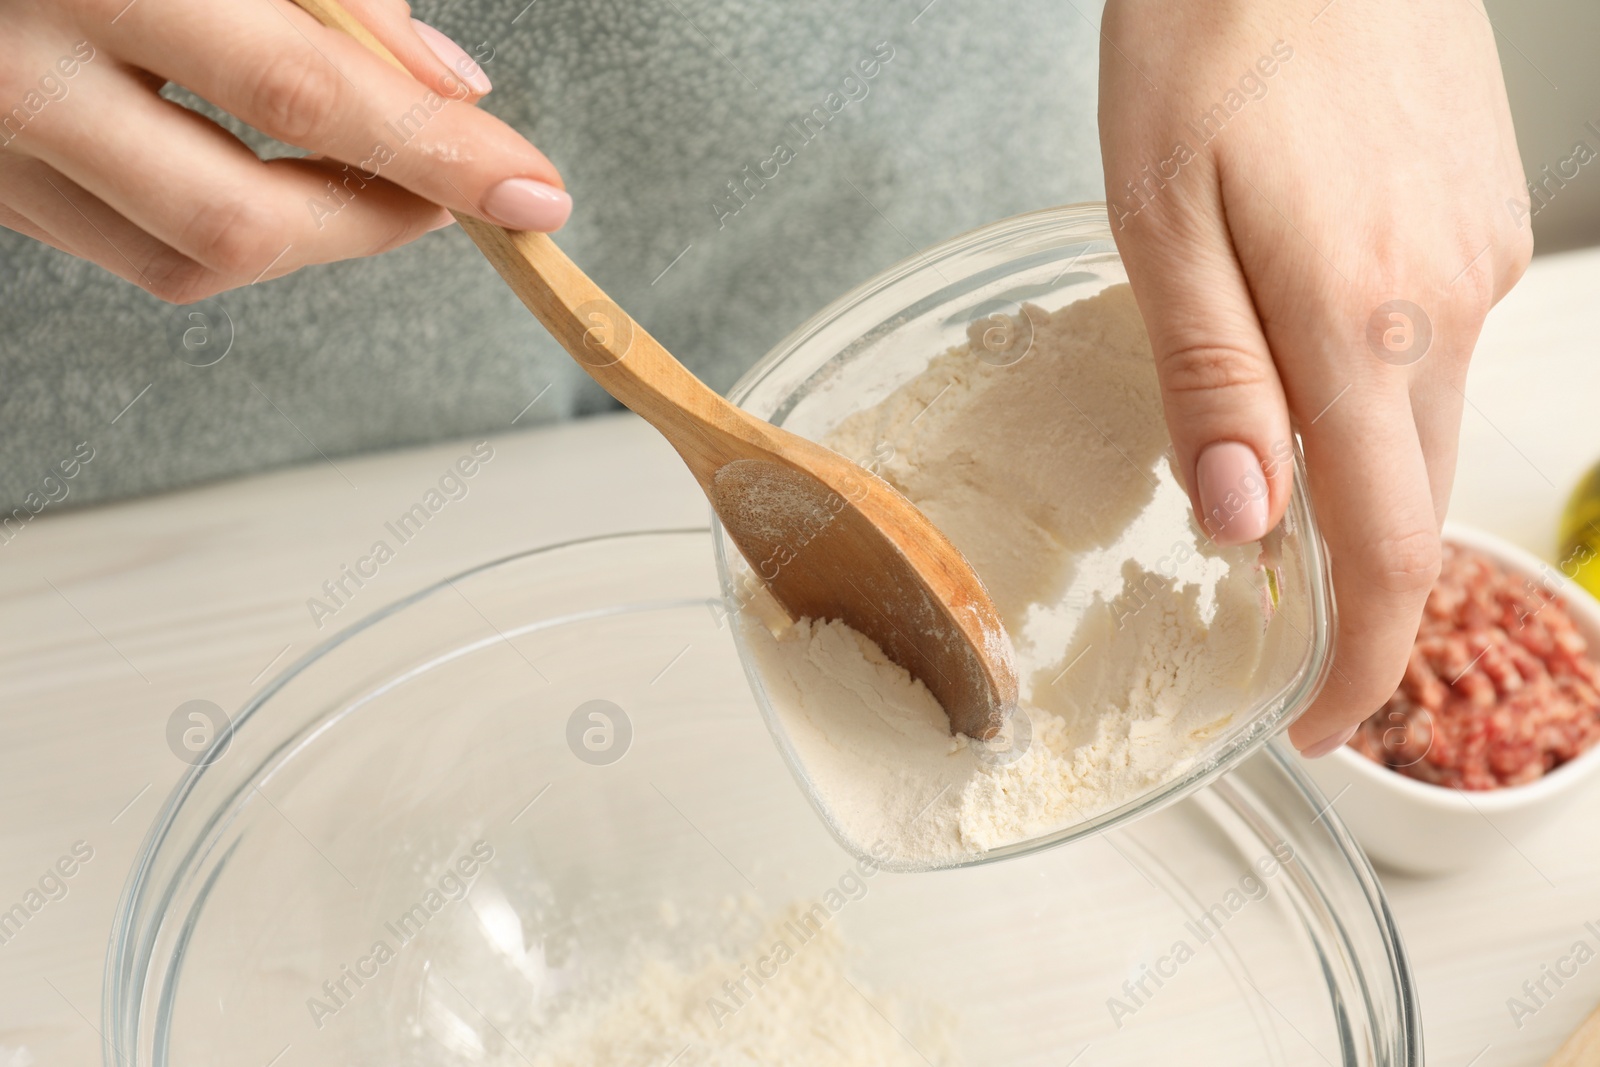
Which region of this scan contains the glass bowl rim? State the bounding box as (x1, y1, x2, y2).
(725, 202, 1123, 412)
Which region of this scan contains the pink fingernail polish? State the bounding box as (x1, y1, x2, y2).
(411, 19, 492, 97)
(482, 179, 572, 232)
(1301, 723, 1359, 760)
(1195, 441, 1271, 546)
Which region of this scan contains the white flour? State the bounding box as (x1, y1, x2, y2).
(515, 899, 954, 1066)
(741, 284, 1301, 868)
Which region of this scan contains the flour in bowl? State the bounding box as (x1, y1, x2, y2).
(738, 284, 1306, 868)
(512, 897, 955, 1066)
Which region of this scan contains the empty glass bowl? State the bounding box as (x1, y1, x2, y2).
(714, 203, 1336, 870)
(106, 531, 1414, 1066)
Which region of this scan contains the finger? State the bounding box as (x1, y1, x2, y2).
(0, 153, 219, 298)
(327, 0, 493, 100)
(1108, 184, 1294, 547)
(1408, 366, 1467, 527)
(1391, 217, 1521, 527)
(103, 0, 570, 231)
(15, 61, 453, 278)
(1400, 283, 1488, 526)
(1287, 387, 1441, 755)
(0, 199, 59, 249)
(404, 18, 492, 99)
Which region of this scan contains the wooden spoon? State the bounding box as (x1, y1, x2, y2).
(286, 0, 1017, 738)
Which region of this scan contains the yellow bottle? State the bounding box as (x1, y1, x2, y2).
(1559, 460, 1600, 598)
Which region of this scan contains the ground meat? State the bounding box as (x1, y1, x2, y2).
(1347, 543, 1600, 790)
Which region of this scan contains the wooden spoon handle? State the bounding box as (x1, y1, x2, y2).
(455, 218, 733, 436)
(286, 0, 732, 440)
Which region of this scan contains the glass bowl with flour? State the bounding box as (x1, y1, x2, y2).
(714, 204, 1336, 872)
(110, 532, 1414, 1066)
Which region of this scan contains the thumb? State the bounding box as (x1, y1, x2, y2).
(1112, 208, 1295, 546)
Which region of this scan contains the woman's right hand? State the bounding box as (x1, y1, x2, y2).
(0, 0, 570, 303)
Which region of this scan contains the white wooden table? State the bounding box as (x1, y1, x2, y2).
(3, 247, 1598, 1066)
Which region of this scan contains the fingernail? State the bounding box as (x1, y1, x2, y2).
(411, 19, 492, 97)
(426, 210, 455, 232)
(1301, 723, 1359, 760)
(482, 178, 572, 232)
(1195, 441, 1271, 546)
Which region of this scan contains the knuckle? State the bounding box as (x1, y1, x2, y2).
(1333, 660, 1411, 720)
(1497, 225, 1535, 298)
(1453, 272, 1496, 330)
(1157, 343, 1272, 398)
(367, 214, 423, 256)
(244, 50, 343, 144)
(1357, 526, 1442, 599)
(1428, 244, 1498, 326)
(141, 254, 223, 305)
(180, 197, 284, 275)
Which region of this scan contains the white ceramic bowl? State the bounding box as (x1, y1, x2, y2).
(1300, 521, 1600, 876)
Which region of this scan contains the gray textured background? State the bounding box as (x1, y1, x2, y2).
(0, 0, 1102, 512)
